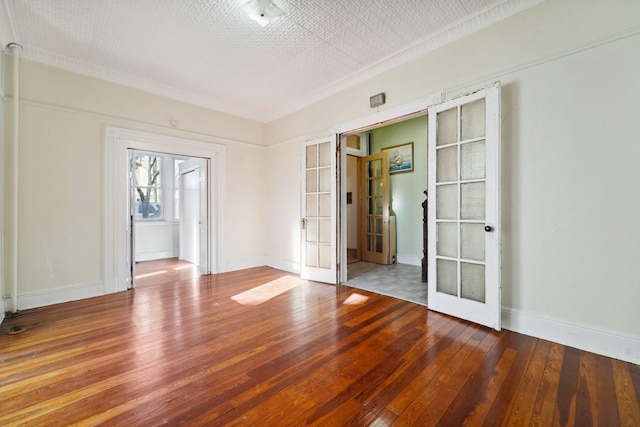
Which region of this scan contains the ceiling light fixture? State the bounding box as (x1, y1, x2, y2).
(243, 0, 284, 27)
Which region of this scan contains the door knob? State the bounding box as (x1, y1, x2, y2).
(484, 225, 493, 232)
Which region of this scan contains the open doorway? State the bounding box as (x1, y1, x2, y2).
(341, 115, 429, 305)
(130, 151, 208, 287)
(103, 126, 225, 295)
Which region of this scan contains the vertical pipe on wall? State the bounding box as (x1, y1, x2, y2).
(8, 43, 21, 313)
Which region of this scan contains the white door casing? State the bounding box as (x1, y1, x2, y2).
(427, 82, 501, 330)
(104, 126, 225, 293)
(179, 158, 209, 274)
(300, 135, 339, 284)
(180, 170, 199, 264)
(127, 151, 136, 289)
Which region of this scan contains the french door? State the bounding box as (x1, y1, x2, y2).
(300, 135, 339, 284)
(360, 152, 391, 265)
(427, 82, 501, 330)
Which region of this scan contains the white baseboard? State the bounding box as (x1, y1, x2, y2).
(396, 254, 422, 266)
(265, 257, 300, 274)
(502, 308, 640, 365)
(223, 257, 266, 273)
(5, 282, 105, 312)
(135, 250, 179, 262)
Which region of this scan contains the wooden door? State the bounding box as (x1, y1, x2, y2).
(360, 152, 390, 265)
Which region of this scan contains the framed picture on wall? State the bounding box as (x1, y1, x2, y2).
(382, 142, 414, 173)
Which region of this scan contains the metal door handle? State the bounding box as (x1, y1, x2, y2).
(484, 225, 493, 232)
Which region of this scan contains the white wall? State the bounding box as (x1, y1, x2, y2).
(2, 59, 266, 307)
(135, 222, 179, 262)
(264, 0, 640, 362)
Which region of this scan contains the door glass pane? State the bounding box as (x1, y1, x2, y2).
(306, 243, 318, 267)
(461, 99, 486, 140)
(319, 142, 331, 167)
(374, 159, 382, 176)
(437, 108, 458, 146)
(375, 217, 382, 234)
(319, 219, 331, 243)
(437, 222, 458, 257)
(319, 245, 331, 268)
(306, 219, 318, 243)
(318, 194, 331, 217)
(461, 262, 485, 302)
(375, 197, 382, 215)
(461, 182, 485, 220)
(461, 223, 485, 261)
(306, 145, 318, 168)
(374, 178, 384, 196)
(436, 184, 457, 220)
(319, 168, 331, 192)
(306, 195, 318, 217)
(306, 170, 317, 193)
(461, 141, 485, 180)
(437, 259, 457, 296)
(436, 146, 458, 183)
(375, 236, 383, 252)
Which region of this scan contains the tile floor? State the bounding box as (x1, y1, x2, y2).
(345, 261, 427, 306)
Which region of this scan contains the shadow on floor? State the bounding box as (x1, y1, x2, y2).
(345, 261, 427, 306)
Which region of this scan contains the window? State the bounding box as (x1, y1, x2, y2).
(134, 153, 162, 220)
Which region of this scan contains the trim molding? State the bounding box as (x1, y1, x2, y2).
(135, 250, 179, 263)
(4, 282, 104, 312)
(396, 254, 422, 267)
(502, 308, 640, 365)
(265, 257, 300, 275)
(224, 257, 266, 273)
(104, 126, 227, 294)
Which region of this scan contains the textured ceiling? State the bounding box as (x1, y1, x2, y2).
(0, 0, 541, 122)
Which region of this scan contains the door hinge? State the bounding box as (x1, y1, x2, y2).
(301, 218, 306, 230)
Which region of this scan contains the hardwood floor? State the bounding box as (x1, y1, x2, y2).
(1, 259, 639, 426)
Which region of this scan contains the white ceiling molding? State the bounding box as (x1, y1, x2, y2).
(1, 0, 543, 123)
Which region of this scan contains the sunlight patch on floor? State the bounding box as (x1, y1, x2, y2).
(173, 264, 196, 271)
(343, 293, 369, 305)
(231, 276, 302, 306)
(135, 270, 168, 279)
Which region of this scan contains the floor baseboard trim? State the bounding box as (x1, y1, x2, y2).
(502, 308, 640, 364)
(6, 282, 105, 312)
(223, 257, 266, 273)
(265, 257, 300, 274)
(135, 250, 179, 262)
(396, 254, 422, 266)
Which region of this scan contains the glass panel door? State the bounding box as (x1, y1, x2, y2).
(301, 136, 338, 284)
(427, 82, 501, 330)
(360, 152, 390, 265)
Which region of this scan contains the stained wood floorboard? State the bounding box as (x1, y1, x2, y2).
(0, 259, 638, 426)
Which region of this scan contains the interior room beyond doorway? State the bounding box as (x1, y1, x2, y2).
(344, 115, 427, 305)
(133, 150, 205, 285)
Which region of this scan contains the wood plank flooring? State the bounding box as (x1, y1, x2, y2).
(1, 259, 639, 426)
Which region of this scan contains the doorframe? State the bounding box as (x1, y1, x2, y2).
(178, 158, 210, 275)
(334, 92, 443, 283)
(103, 126, 226, 294)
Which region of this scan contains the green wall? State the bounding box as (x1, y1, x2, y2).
(370, 116, 427, 262)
